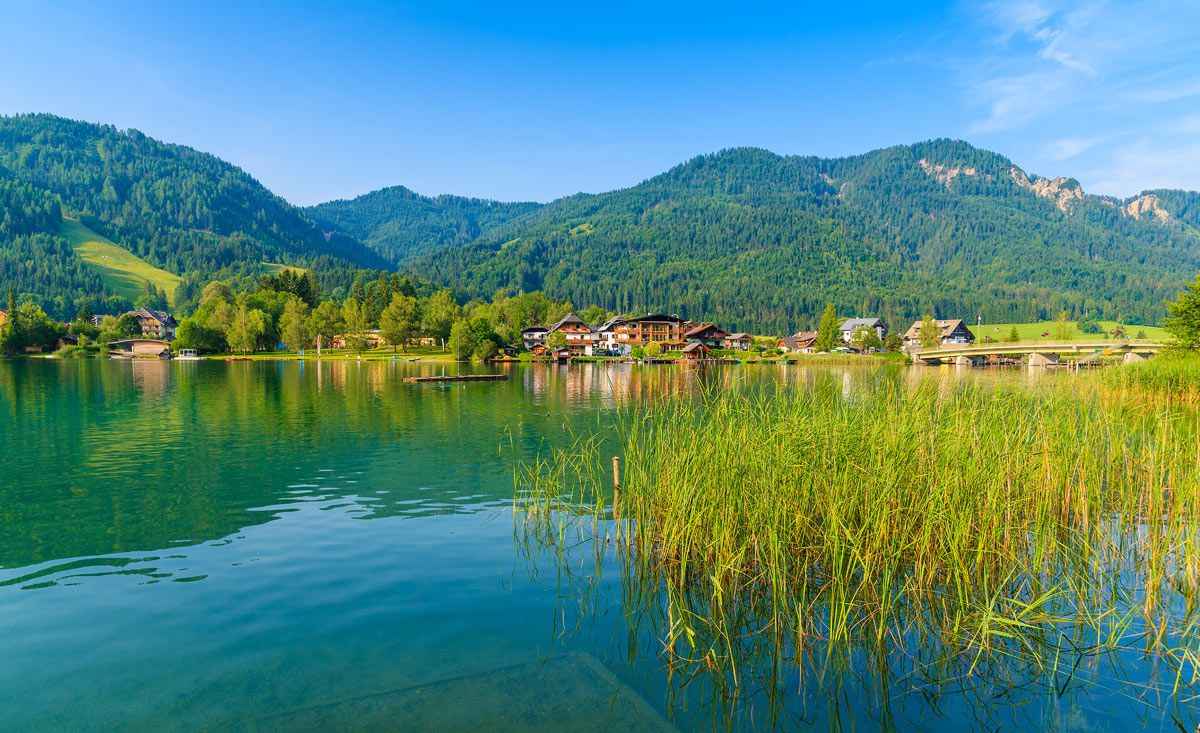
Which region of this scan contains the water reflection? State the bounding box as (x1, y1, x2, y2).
(0, 359, 1132, 730)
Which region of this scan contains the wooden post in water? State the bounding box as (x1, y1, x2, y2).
(611, 456, 621, 519)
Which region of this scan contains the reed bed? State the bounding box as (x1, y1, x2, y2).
(1102, 353, 1200, 402)
(515, 374, 1200, 722)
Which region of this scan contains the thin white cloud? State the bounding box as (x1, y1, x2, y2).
(1043, 136, 1103, 160)
(954, 0, 1200, 192)
(1131, 78, 1200, 103)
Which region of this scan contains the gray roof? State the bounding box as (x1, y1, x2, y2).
(595, 316, 626, 333)
(839, 318, 885, 332)
(128, 308, 178, 326)
(549, 313, 587, 331)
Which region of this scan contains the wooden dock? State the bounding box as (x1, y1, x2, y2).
(401, 374, 508, 383)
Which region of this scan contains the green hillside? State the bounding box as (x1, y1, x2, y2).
(0, 114, 390, 317)
(307, 185, 541, 264)
(61, 217, 183, 306)
(316, 141, 1200, 333)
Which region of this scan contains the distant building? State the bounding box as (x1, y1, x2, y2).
(127, 309, 178, 340)
(684, 323, 730, 348)
(680, 342, 711, 361)
(838, 318, 887, 344)
(613, 314, 692, 352)
(548, 313, 597, 356)
(107, 339, 171, 358)
(778, 331, 818, 353)
(521, 325, 549, 350)
(724, 332, 753, 350)
(902, 319, 975, 347)
(0, 309, 6, 328)
(594, 316, 627, 353)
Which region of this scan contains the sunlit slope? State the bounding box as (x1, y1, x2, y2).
(968, 320, 1170, 342)
(60, 217, 183, 305)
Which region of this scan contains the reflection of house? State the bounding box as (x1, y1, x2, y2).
(838, 318, 887, 344)
(902, 319, 975, 347)
(127, 309, 178, 340)
(521, 325, 549, 350)
(108, 339, 171, 357)
(684, 323, 730, 348)
(778, 331, 818, 353)
(724, 332, 753, 350)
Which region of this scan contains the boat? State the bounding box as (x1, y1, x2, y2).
(175, 349, 202, 361)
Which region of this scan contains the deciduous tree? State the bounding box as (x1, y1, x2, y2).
(380, 294, 421, 352)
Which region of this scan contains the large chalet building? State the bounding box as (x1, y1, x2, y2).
(127, 309, 178, 340)
(902, 319, 974, 347)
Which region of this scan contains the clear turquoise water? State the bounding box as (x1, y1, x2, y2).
(0, 360, 1192, 731)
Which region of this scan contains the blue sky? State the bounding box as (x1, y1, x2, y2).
(1, 0, 1198, 205)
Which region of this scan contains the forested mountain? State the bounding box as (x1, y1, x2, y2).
(0, 114, 388, 317)
(5, 114, 1200, 333)
(307, 186, 541, 264)
(320, 141, 1200, 332)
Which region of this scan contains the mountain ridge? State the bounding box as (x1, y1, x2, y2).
(312, 140, 1200, 331)
(0, 113, 389, 316)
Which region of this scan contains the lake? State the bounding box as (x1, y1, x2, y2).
(0, 359, 1191, 731)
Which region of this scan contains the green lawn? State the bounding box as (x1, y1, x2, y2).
(62, 217, 183, 306)
(969, 320, 1168, 343)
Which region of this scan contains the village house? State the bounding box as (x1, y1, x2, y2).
(127, 308, 178, 340)
(107, 338, 172, 357)
(724, 332, 753, 350)
(0, 308, 6, 328)
(548, 313, 598, 356)
(902, 319, 975, 347)
(680, 342, 710, 361)
(613, 314, 693, 353)
(777, 331, 818, 353)
(593, 316, 627, 353)
(521, 325, 549, 350)
(838, 318, 887, 344)
(684, 323, 729, 349)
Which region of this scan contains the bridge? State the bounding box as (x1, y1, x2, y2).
(912, 340, 1167, 366)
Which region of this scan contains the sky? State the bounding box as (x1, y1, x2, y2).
(1, 0, 1198, 205)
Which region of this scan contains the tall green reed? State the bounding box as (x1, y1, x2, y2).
(515, 371, 1200, 716)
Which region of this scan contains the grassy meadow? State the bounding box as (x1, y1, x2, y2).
(969, 319, 1168, 342)
(61, 217, 183, 306)
(515, 367, 1200, 706)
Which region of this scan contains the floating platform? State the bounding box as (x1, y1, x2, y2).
(401, 374, 508, 383)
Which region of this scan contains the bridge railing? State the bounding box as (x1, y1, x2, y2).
(917, 338, 1163, 352)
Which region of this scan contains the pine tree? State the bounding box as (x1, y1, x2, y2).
(918, 315, 941, 349)
(814, 303, 840, 352)
(1164, 273, 1200, 350)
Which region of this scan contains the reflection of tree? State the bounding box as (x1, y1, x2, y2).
(1, 361, 634, 569)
